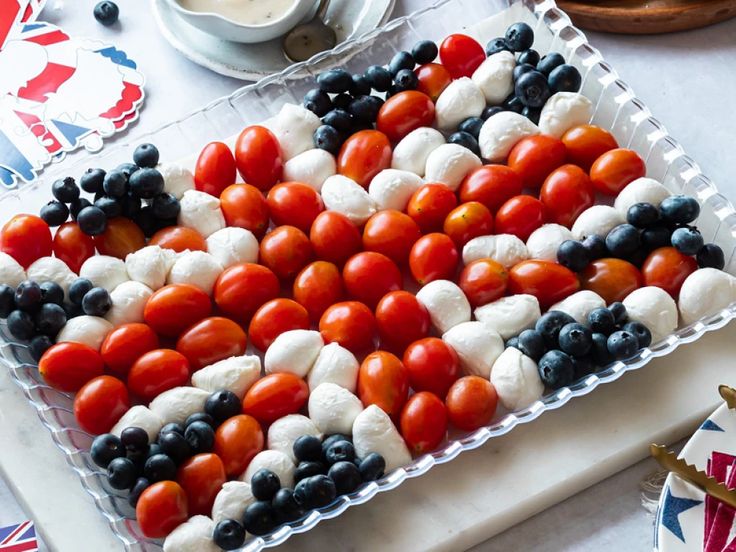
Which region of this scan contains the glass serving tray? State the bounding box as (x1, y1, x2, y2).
(0, 0, 735, 550)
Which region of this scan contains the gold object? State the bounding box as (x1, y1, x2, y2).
(719, 385, 736, 409)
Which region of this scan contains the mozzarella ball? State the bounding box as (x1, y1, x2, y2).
(321, 174, 377, 225)
(442, 321, 504, 379)
(307, 342, 359, 393)
(490, 347, 544, 411)
(622, 286, 678, 343)
(282, 148, 336, 192)
(424, 143, 482, 192)
(241, 450, 296, 489)
(264, 329, 323, 378)
(571, 205, 625, 240)
(178, 190, 226, 238)
(110, 405, 164, 443)
(471, 51, 515, 104)
(679, 268, 736, 325)
(163, 515, 219, 552)
(56, 315, 112, 351)
(80, 255, 129, 292)
(548, 290, 606, 325)
(613, 177, 672, 217)
(267, 414, 322, 463)
(263, 103, 321, 160)
(539, 92, 593, 138)
(191, 355, 261, 398)
(479, 111, 540, 162)
(27, 256, 77, 298)
(206, 227, 258, 268)
(463, 234, 529, 268)
(0, 252, 26, 288)
(161, 163, 195, 200)
(167, 251, 223, 296)
(435, 77, 486, 131)
(416, 279, 471, 334)
(149, 386, 210, 426)
(353, 405, 411, 472)
(391, 127, 445, 176)
(308, 382, 364, 436)
(475, 294, 541, 340)
(105, 281, 153, 326)
(125, 245, 177, 290)
(368, 169, 423, 211)
(526, 224, 574, 262)
(211, 482, 255, 524)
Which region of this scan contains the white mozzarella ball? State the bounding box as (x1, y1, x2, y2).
(27, 256, 77, 299)
(622, 286, 678, 343)
(125, 246, 177, 290)
(368, 169, 423, 211)
(308, 382, 363, 436)
(478, 111, 540, 162)
(0, 252, 26, 288)
(352, 405, 411, 472)
(442, 321, 504, 379)
(178, 190, 226, 238)
(471, 51, 515, 104)
(282, 148, 336, 192)
(462, 234, 529, 268)
(241, 450, 296, 489)
(167, 251, 223, 296)
(526, 224, 574, 262)
(80, 255, 129, 292)
(679, 268, 736, 325)
(490, 347, 544, 411)
(415, 280, 471, 334)
(549, 290, 606, 325)
(321, 174, 377, 225)
(539, 92, 593, 138)
(206, 227, 258, 268)
(391, 127, 445, 176)
(105, 281, 153, 326)
(435, 77, 486, 131)
(263, 104, 321, 160)
(264, 329, 323, 378)
(475, 294, 541, 340)
(613, 177, 672, 217)
(307, 342, 359, 393)
(571, 205, 624, 240)
(211, 482, 255, 524)
(56, 315, 112, 351)
(149, 386, 210, 426)
(424, 143, 482, 192)
(267, 414, 322, 463)
(161, 163, 195, 200)
(163, 515, 219, 552)
(111, 406, 164, 443)
(191, 355, 261, 398)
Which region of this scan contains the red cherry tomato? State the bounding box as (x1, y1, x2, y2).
(362, 210, 421, 265)
(406, 183, 458, 233)
(641, 246, 698, 298)
(194, 141, 236, 197)
(319, 301, 376, 353)
(73, 375, 130, 435)
(409, 233, 459, 285)
(414, 63, 452, 102)
(561, 124, 619, 171)
(128, 349, 191, 401)
(176, 453, 226, 516)
(219, 184, 270, 239)
(176, 316, 247, 371)
(494, 195, 547, 242)
(293, 261, 344, 323)
(52, 222, 95, 273)
(248, 298, 309, 352)
(445, 376, 498, 431)
(508, 260, 580, 309)
(439, 34, 486, 79)
(342, 251, 402, 309)
(458, 258, 508, 307)
(267, 181, 324, 233)
(459, 165, 523, 214)
(144, 284, 212, 338)
(234, 125, 283, 192)
(337, 130, 392, 188)
(242, 373, 309, 424)
(0, 214, 52, 268)
(150, 226, 207, 253)
(376, 91, 436, 143)
(214, 263, 280, 324)
(403, 338, 460, 398)
(400, 391, 448, 455)
(540, 164, 595, 228)
(443, 201, 494, 247)
(214, 414, 263, 477)
(580, 258, 643, 304)
(375, 291, 430, 354)
(507, 135, 567, 189)
(589, 148, 646, 196)
(100, 323, 160, 379)
(309, 210, 363, 266)
(358, 351, 409, 418)
(93, 217, 146, 259)
(39, 342, 105, 392)
(259, 225, 313, 281)
(136, 481, 188, 539)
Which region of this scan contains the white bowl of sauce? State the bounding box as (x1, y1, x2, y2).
(167, 0, 316, 43)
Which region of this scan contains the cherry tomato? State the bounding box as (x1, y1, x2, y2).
(248, 298, 309, 352)
(136, 481, 188, 539)
(561, 124, 619, 171)
(439, 34, 485, 79)
(214, 414, 263, 477)
(540, 164, 595, 228)
(214, 263, 280, 324)
(309, 210, 363, 266)
(93, 217, 146, 259)
(0, 214, 52, 268)
(445, 376, 498, 431)
(362, 210, 421, 265)
(406, 183, 458, 233)
(400, 391, 447, 455)
(176, 453, 226, 516)
(234, 125, 283, 192)
(176, 316, 247, 371)
(443, 201, 494, 247)
(150, 226, 207, 252)
(319, 301, 376, 353)
(508, 260, 580, 309)
(267, 181, 324, 233)
(337, 130, 392, 188)
(39, 342, 105, 392)
(375, 291, 430, 354)
(409, 233, 459, 285)
(458, 258, 508, 307)
(242, 373, 309, 424)
(589, 148, 646, 196)
(293, 261, 344, 323)
(73, 375, 130, 435)
(459, 165, 523, 214)
(342, 252, 402, 309)
(403, 338, 460, 398)
(144, 284, 212, 338)
(259, 225, 313, 281)
(357, 351, 409, 418)
(219, 184, 270, 239)
(641, 246, 698, 298)
(52, 222, 95, 273)
(128, 349, 190, 401)
(414, 63, 452, 102)
(579, 258, 642, 304)
(100, 323, 160, 379)
(507, 135, 567, 189)
(376, 91, 435, 143)
(194, 141, 236, 197)
(494, 195, 547, 241)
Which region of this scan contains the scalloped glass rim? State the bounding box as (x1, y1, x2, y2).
(0, 0, 735, 550)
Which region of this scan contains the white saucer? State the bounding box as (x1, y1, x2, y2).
(152, 0, 396, 80)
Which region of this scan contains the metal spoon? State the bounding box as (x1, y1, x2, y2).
(282, 0, 336, 62)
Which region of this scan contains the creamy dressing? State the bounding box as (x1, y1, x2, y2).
(179, 0, 298, 26)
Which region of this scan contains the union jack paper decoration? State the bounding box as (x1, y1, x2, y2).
(0, 520, 38, 552)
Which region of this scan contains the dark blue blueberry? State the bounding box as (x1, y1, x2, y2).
(295, 461, 326, 483)
(641, 225, 672, 251)
(243, 500, 277, 535)
(70, 197, 92, 220)
(622, 321, 651, 348)
(608, 302, 628, 324)
(15, 281, 42, 312)
(537, 52, 565, 76)
(448, 131, 480, 157)
(573, 355, 595, 379)
(548, 64, 582, 93)
(328, 460, 362, 495)
(516, 328, 546, 361)
(587, 308, 616, 335)
(40, 201, 69, 227)
(505, 22, 534, 51)
(80, 168, 105, 193)
(412, 40, 438, 64)
(133, 143, 159, 168)
(129, 167, 164, 199)
(557, 323, 592, 357)
(332, 93, 352, 110)
(482, 106, 504, 120)
(581, 234, 608, 260)
(28, 334, 53, 361)
(659, 195, 700, 224)
(134, 206, 158, 238)
(671, 226, 704, 256)
(538, 350, 575, 389)
(293, 434, 322, 463)
(348, 95, 382, 123)
(322, 109, 353, 132)
(184, 413, 215, 430)
(502, 94, 524, 113)
(143, 454, 177, 483)
(34, 303, 66, 336)
(295, 474, 337, 509)
(160, 422, 185, 437)
(388, 51, 415, 77)
(184, 421, 215, 454)
(128, 477, 150, 508)
(535, 311, 576, 348)
(120, 194, 141, 219)
(107, 457, 136, 490)
(358, 452, 385, 481)
(94, 1, 119, 26)
(517, 49, 540, 67)
(321, 433, 350, 452)
(63, 302, 82, 319)
(317, 69, 353, 93)
(521, 105, 541, 125)
(514, 70, 550, 108)
(513, 63, 536, 82)
(626, 202, 659, 229)
(394, 68, 419, 92)
(605, 224, 640, 258)
(607, 330, 639, 360)
(272, 488, 303, 523)
(103, 170, 127, 198)
(251, 468, 281, 501)
(69, 278, 93, 306)
(506, 336, 520, 349)
(349, 73, 371, 96)
(158, 431, 191, 464)
(590, 332, 614, 367)
(303, 88, 332, 117)
(557, 240, 589, 272)
(0, 284, 15, 318)
(94, 196, 122, 218)
(205, 390, 242, 424)
(90, 433, 125, 468)
(486, 37, 511, 56)
(213, 519, 246, 550)
(82, 287, 111, 317)
(314, 125, 342, 155)
(364, 65, 392, 92)
(116, 162, 139, 180)
(77, 206, 107, 236)
(324, 439, 355, 465)
(52, 177, 80, 203)
(697, 243, 725, 269)
(121, 426, 148, 449)
(458, 117, 484, 139)
(152, 192, 180, 220)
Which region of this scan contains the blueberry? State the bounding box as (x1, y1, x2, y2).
(0, 285, 14, 318)
(107, 457, 137, 490)
(272, 488, 303, 523)
(7, 310, 34, 340)
(93, 196, 121, 219)
(295, 474, 337, 509)
(581, 234, 608, 261)
(537, 52, 565, 76)
(331, 93, 351, 111)
(587, 308, 616, 335)
(313, 125, 342, 155)
(121, 426, 148, 449)
(133, 143, 159, 168)
(295, 460, 326, 483)
(516, 328, 546, 361)
(328, 460, 362, 495)
(557, 323, 592, 357)
(393, 68, 419, 92)
(15, 281, 42, 311)
(143, 453, 176, 483)
(605, 224, 640, 258)
(608, 302, 628, 324)
(79, 168, 105, 194)
(52, 177, 80, 203)
(213, 519, 246, 550)
(324, 439, 355, 465)
(348, 95, 382, 123)
(34, 303, 66, 336)
(251, 468, 281, 501)
(660, 195, 700, 224)
(505, 22, 534, 51)
(697, 243, 725, 269)
(358, 452, 385, 481)
(90, 433, 125, 468)
(607, 330, 639, 360)
(486, 37, 511, 56)
(411, 40, 438, 64)
(535, 311, 576, 348)
(538, 350, 575, 389)
(302, 89, 331, 118)
(482, 106, 504, 120)
(82, 287, 111, 316)
(40, 201, 69, 227)
(521, 106, 541, 125)
(548, 64, 582, 93)
(671, 226, 704, 256)
(505, 336, 520, 349)
(70, 198, 92, 221)
(448, 131, 480, 157)
(557, 240, 589, 272)
(518, 49, 540, 66)
(146, 443, 162, 459)
(364, 65, 392, 92)
(182, 420, 213, 454)
(134, 206, 158, 238)
(623, 321, 652, 348)
(590, 332, 614, 367)
(322, 433, 350, 452)
(293, 434, 322, 463)
(128, 477, 150, 508)
(152, 192, 180, 220)
(103, 170, 127, 199)
(514, 70, 550, 108)
(158, 431, 191, 464)
(120, 194, 141, 219)
(129, 167, 164, 199)
(573, 355, 595, 379)
(28, 334, 53, 361)
(513, 63, 536, 82)
(77, 206, 107, 236)
(317, 69, 353, 94)
(160, 422, 185, 437)
(627, 202, 659, 229)
(243, 500, 277, 536)
(205, 390, 242, 424)
(94, 1, 119, 26)
(502, 94, 524, 113)
(458, 117, 484, 139)
(322, 109, 353, 132)
(388, 51, 415, 77)
(69, 278, 93, 306)
(185, 412, 216, 429)
(641, 225, 672, 251)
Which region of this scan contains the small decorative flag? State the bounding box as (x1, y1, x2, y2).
(0, 520, 38, 552)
